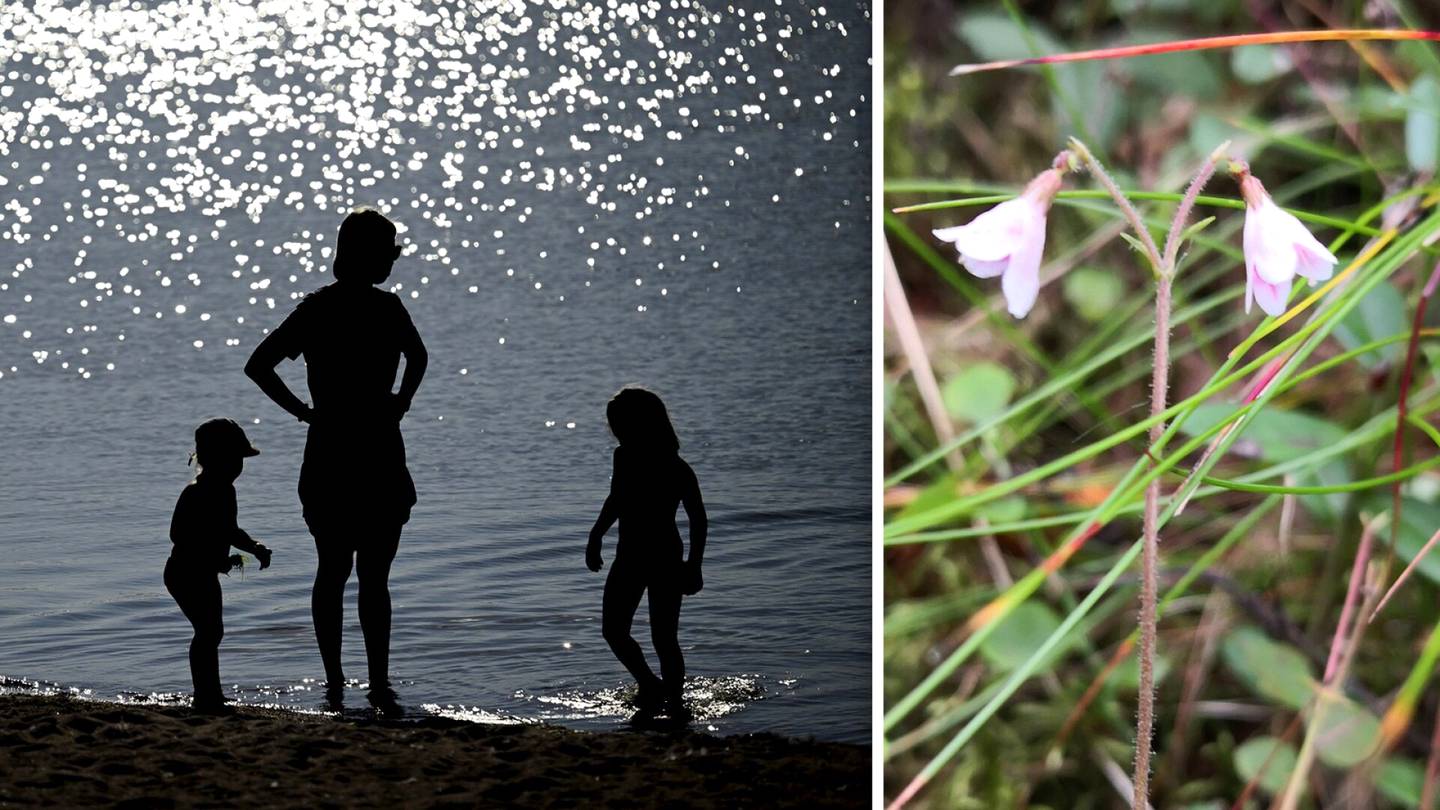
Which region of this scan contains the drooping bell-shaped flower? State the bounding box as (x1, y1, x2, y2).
(933, 166, 1064, 319)
(1238, 169, 1338, 317)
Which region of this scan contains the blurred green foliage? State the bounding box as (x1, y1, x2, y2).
(885, 1, 1440, 807)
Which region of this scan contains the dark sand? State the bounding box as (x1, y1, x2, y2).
(0, 695, 868, 808)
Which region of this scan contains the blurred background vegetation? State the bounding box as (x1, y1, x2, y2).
(884, 1, 1440, 808)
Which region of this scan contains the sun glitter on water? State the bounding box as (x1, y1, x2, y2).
(0, 0, 862, 382)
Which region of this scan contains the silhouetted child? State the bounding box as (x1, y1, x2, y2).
(587, 387, 707, 718)
(166, 418, 272, 713)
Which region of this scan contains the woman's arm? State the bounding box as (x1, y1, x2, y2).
(395, 340, 427, 414)
(244, 332, 313, 423)
(394, 302, 428, 416)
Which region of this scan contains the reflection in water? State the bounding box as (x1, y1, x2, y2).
(520, 674, 775, 727)
(6, 672, 776, 732)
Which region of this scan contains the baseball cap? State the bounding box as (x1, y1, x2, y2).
(195, 418, 260, 459)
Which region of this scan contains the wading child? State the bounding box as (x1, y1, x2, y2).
(587, 387, 707, 718)
(166, 418, 272, 713)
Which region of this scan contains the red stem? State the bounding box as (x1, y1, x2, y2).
(951, 30, 1440, 76)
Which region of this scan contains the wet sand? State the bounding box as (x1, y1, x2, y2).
(0, 694, 868, 808)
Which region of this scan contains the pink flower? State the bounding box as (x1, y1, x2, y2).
(1239, 171, 1337, 317)
(933, 168, 1063, 318)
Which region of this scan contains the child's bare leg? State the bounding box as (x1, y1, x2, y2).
(356, 526, 401, 687)
(603, 565, 662, 693)
(312, 541, 353, 687)
(189, 587, 225, 703)
(167, 564, 225, 704)
(649, 585, 684, 701)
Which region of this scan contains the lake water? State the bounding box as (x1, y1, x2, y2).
(0, 0, 871, 743)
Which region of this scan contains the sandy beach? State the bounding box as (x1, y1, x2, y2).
(0, 695, 868, 808)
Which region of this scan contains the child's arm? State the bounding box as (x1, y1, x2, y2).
(229, 529, 272, 570)
(681, 462, 707, 594)
(218, 488, 271, 570)
(586, 450, 622, 572)
(587, 495, 617, 572)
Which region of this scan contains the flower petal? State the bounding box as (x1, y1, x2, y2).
(960, 254, 1009, 279)
(1294, 243, 1336, 283)
(1245, 199, 1300, 286)
(1000, 219, 1046, 318)
(932, 197, 1037, 263)
(1287, 222, 1338, 282)
(1251, 273, 1292, 317)
(1245, 262, 1255, 315)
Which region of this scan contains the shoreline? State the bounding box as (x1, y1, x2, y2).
(1, 694, 867, 807)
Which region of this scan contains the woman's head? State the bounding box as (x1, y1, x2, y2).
(606, 386, 679, 453)
(333, 207, 402, 284)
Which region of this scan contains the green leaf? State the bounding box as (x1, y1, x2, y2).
(1053, 60, 1123, 147)
(1231, 45, 1292, 84)
(1189, 114, 1250, 163)
(978, 601, 1068, 671)
(1363, 495, 1440, 588)
(894, 473, 960, 524)
(1221, 626, 1315, 710)
(1311, 693, 1381, 768)
(1334, 280, 1407, 370)
(974, 495, 1026, 525)
(1178, 215, 1217, 247)
(1295, 459, 1353, 527)
(1377, 758, 1425, 808)
(955, 13, 1063, 63)
(954, 13, 1121, 146)
(1062, 268, 1125, 323)
(1405, 75, 1440, 172)
(1110, 0, 1192, 12)
(1111, 650, 1172, 692)
(1117, 232, 1157, 273)
(1233, 736, 1298, 796)
(943, 362, 1016, 425)
(1179, 404, 1349, 464)
(1121, 29, 1223, 100)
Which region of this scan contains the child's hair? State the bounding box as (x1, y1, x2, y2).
(606, 386, 680, 453)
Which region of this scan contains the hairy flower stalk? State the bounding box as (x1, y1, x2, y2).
(932, 150, 1073, 318)
(1070, 138, 1226, 809)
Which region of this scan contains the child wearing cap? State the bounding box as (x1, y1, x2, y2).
(166, 418, 273, 713)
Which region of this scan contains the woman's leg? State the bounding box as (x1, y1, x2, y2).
(167, 564, 224, 703)
(355, 525, 401, 687)
(603, 563, 662, 691)
(648, 583, 684, 701)
(311, 538, 354, 687)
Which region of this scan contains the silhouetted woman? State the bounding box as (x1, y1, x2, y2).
(245, 207, 427, 709)
(587, 386, 707, 717)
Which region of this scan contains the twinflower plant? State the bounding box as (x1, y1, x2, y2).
(1235, 161, 1339, 316)
(931, 152, 1073, 318)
